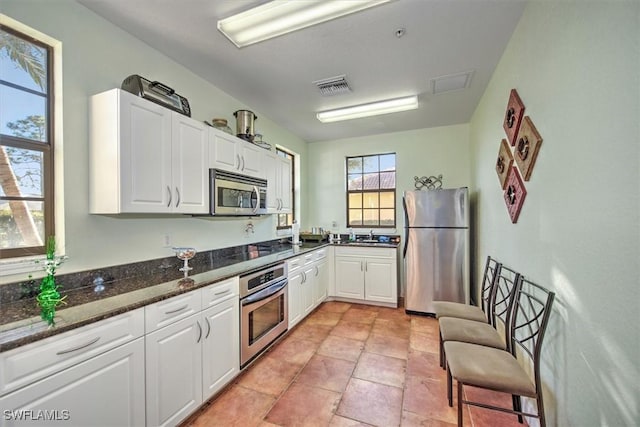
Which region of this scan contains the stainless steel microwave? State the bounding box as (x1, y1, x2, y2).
(210, 169, 267, 216)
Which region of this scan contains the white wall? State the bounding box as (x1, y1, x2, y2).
(469, 1, 639, 426)
(0, 0, 308, 284)
(307, 125, 471, 233)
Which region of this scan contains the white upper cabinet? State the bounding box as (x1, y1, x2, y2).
(264, 151, 292, 214)
(208, 127, 265, 179)
(89, 89, 208, 214)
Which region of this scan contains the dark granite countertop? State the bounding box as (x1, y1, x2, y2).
(0, 241, 328, 353)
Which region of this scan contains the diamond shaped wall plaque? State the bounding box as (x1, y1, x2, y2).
(514, 116, 543, 181)
(496, 138, 514, 189)
(504, 166, 527, 223)
(503, 89, 525, 146)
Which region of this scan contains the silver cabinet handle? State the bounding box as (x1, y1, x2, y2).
(165, 304, 188, 315)
(175, 187, 180, 207)
(236, 154, 241, 170)
(167, 186, 172, 207)
(196, 320, 202, 343)
(361, 261, 363, 271)
(204, 317, 211, 339)
(241, 156, 245, 171)
(214, 289, 231, 296)
(56, 337, 100, 355)
(315, 265, 319, 277)
(301, 272, 306, 283)
(365, 261, 368, 272)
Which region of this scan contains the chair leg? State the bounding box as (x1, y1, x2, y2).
(537, 391, 547, 427)
(457, 381, 463, 427)
(439, 331, 445, 369)
(447, 365, 453, 407)
(512, 394, 523, 423)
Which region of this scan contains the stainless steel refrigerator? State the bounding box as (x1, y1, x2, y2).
(402, 188, 469, 315)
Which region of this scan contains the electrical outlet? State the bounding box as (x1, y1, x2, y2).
(163, 234, 172, 247)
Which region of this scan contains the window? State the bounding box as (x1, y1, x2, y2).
(0, 24, 55, 258)
(276, 147, 294, 229)
(346, 153, 396, 228)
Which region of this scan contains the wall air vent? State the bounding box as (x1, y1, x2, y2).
(313, 75, 352, 96)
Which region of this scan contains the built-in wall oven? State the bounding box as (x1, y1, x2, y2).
(239, 263, 288, 368)
(210, 169, 267, 216)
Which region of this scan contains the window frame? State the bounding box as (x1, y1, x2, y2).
(276, 147, 295, 230)
(345, 152, 396, 229)
(0, 23, 55, 259)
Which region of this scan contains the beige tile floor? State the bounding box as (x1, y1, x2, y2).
(183, 301, 527, 427)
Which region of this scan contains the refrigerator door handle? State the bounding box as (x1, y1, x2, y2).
(402, 196, 409, 258)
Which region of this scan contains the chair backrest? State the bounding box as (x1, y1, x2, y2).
(488, 264, 520, 328)
(479, 256, 502, 315)
(508, 276, 556, 388)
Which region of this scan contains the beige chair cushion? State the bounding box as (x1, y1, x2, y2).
(444, 341, 536, 397)
(432, 301, 487, 323)
(439, 317, 506, 350)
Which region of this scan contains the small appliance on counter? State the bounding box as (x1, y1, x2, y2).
(291, 221, 300, 245)
(121, 74, 191, 117)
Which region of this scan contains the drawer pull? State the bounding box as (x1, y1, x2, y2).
(204, 317, 211, 339)
(196, 321, 203, 343)
(56, 337, 100, 355)
(165, 304, 189, 315)
(214, 289, 231, 296)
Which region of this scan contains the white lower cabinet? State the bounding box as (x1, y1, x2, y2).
(144, 277, 239, 427)
(287, 248, 329, 328)
(0, 310, 146, 427)
(334, 246, 398, 306)
(145, 313, 203, 427)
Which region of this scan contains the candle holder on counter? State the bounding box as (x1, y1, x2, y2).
(173, 247, 196, 278)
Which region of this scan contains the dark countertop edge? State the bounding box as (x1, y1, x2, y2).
(0, 242, 330, 353)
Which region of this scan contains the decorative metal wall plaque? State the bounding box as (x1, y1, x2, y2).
(414, 175, 443, 190)
(503, 89, 525, 146)
(496, 138, 514, 189)
(514, 116, 543, 181)
(503, 166, 527, 223)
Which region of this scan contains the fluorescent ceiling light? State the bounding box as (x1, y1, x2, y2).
(317, 95, 419, 123)
(218, 0, 393, 48)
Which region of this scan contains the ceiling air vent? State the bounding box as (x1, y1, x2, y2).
(314, 75, 352, 96)
(430, 70, 474, 95)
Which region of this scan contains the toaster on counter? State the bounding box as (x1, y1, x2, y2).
(121, 74, 191, 117)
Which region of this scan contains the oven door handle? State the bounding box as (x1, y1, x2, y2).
(242, 280, 287, 305)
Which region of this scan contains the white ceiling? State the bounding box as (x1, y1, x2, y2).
(77, 0, 526, 142)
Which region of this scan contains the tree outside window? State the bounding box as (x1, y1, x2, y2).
(346, 153, 396, 228)
(0, 25, 54, 257)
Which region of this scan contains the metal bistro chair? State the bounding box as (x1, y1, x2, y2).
(433, 256, 501, 322)
(444, 276, 556, 427)
(438, 264, 520, 369)
(432, 256, 502, 367)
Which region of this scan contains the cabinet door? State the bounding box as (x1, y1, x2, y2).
(264, 151, 279, 212)
(313, 259, 328, 306)
(278, 156, 292, 213)
(365, 259, 397, 304)
(287, 271, 304, 328)
(240, 142, 263, 178)
(172, 115, 209, 213)
(120, 93, 172, 212)
(302, 266, 315, 316)
(334, 257, 365, 299)
(146, 315, 203, 427)
(202, 297, 239, 401)
(0, 338, 145, 427)
(208, 128, 240, 172)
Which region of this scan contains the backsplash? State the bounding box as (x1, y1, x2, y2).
(0, 239, 294, 305)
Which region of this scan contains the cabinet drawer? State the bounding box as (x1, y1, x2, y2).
(287, 256, 303, 273)
(334, 246, 396, 258)
(303, 253, 315, 265)
(202, 277, 239, 309)
(0, 308, 144, 396)
(145, 289, 202, 333)
(314, 248, 328, 261)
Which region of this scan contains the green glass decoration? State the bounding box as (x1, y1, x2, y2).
(36, 236, 67, 326)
